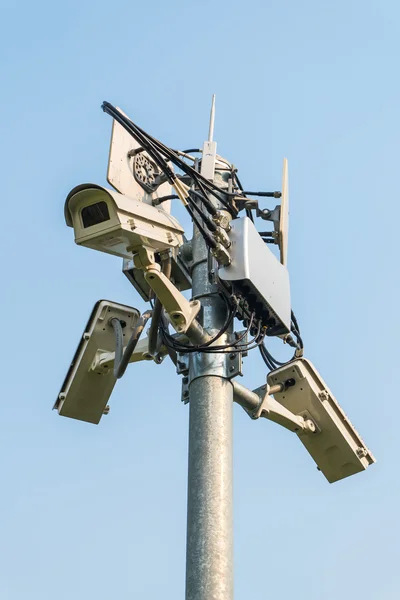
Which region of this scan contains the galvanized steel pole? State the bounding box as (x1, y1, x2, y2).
(185, 207, 234, 600)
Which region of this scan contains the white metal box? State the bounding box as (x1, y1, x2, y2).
(219, 217, 291, 335)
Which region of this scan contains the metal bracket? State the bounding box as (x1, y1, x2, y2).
(251, 383, 316, 434)
(133, 247, 201, 334)
(181, 376, 190, 404)
(176, 352, 190, 375)
(90, 336, 165, 374)
(180, 349, 242, 404)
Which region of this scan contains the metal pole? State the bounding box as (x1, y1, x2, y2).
(185, 209, 234, 599)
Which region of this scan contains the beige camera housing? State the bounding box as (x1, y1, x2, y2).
(64, 184, 184, 259)
(54, 300, 142, 424)
(265, 359, 376, 483)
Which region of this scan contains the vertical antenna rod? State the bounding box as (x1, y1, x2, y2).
(208, 94, 216, 142)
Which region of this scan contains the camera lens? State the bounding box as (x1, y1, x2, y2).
(81, 201, 110, 228)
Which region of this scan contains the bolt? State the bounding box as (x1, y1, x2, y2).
(229, 365, 235, 373)
(356, 447, 367, 459)
(183, 390, 189, 398)
(183, 377, 189, 384)
(305, 419, 316, 433)
(103, 405, 110, 415)
(83, 333, 90, 340)
(229, 353, 235, 360)
(59, 393, 66, 400)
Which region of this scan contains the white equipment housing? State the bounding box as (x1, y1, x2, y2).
(54, 300, 141, 424)
(219, 216, 291, 336)
(64, 184, 184, 259)
(265, 359, 376, 483)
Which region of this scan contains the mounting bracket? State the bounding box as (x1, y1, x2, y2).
(133, 246, 201, 334)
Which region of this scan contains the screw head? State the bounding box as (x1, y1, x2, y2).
(305, 419, 316, 433)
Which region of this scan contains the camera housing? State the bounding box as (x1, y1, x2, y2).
(54, 300, 141, 425)
(64, 184, 184, 259)
(264, 358, 376, 483)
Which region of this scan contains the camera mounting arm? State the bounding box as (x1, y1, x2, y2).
(133, 246, 203, 336)
(232, 380, 316, 434)
(90, 335, 166, 373)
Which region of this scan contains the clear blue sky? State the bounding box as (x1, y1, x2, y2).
(0, 1, 398, 598)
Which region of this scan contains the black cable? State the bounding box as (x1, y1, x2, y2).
(188, 188, 218, 217)
(291, 310, 301, 334)
(162, 309, 264, 355)
(162, 297, 237, 350)
(291, 327, 304, 350)
(259, 344, 277, 371)
(160, 295, 238, 353)
(261, 343, 288, 367)
(246, 208, 254, 222)
(242, 191, 281, 198)
(186, 205, 217, 249)
(103, 103, 235, 228)
(188, 196, 217, 232)
(189, 169, 233, 212)
(156, 194, 179, 203)
(233, 170, 254, 223)
(102, 102, 241, 213)
(103, 103, 176, 184)
(110, 311, 152, 379)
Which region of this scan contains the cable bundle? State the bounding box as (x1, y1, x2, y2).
(102, 102, 242, 252)
(102, 102, 304, 371)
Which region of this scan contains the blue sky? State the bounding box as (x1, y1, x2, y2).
(0, 1, 398, 598)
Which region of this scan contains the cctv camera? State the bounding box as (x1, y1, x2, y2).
(64, 184, 184, 259)
(54, 300, 143, 425)
(264, 358, 375, 483)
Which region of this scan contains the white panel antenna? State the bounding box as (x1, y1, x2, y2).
(107, 107, 173, 212)
(279, 158, 289, 266)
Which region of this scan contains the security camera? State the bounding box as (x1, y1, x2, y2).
(54, 300, 144, 425)
(64, 184, 184, 259)
(262, 358, 375, 483)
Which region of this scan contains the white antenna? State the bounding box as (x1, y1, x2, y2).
(279, 158, 289, 266)
(208, 94, 216, 142)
